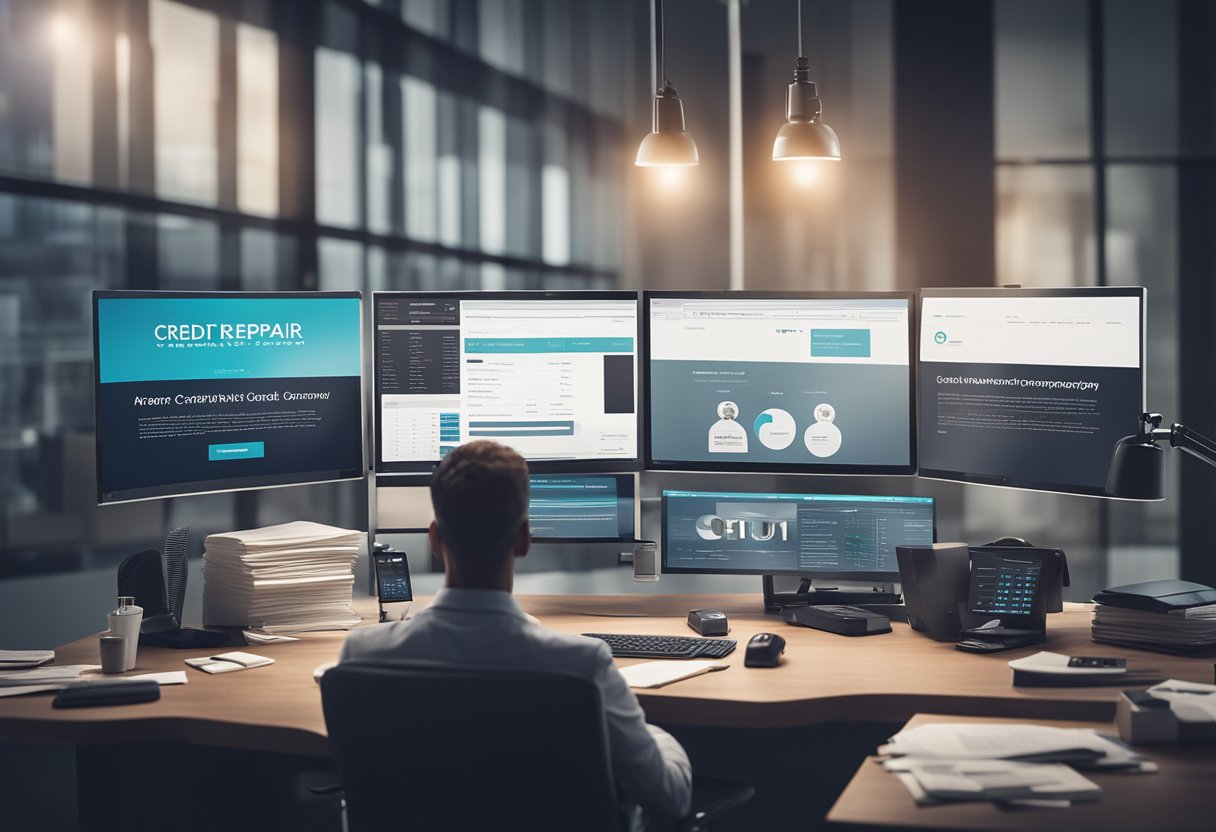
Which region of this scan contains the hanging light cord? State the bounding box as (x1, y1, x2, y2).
(652, 0, 667, 93)
(797, 0, 804, 59)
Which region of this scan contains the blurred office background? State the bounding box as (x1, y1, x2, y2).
(2, 0, 1214, 645)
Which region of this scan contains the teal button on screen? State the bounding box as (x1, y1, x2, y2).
(208, 441, 265, 461)
(810, 329, 872, 358)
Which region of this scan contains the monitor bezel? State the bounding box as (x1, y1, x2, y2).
(372, 290, 643, 475)
(659, 489, 934, 581)
(528, 473, 638, 544)
(916, 286, 1147, 498)
(643, 290, 918, 475)
(92, 289, 367, 505)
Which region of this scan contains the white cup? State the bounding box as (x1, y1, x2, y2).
(107, 596, 143, 671)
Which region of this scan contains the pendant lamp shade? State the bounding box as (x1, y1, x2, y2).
(636, 84, 699, 167)
(773, 57, 840, 162)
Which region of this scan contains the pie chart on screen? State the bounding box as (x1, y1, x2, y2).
(753, 408, 797, 451)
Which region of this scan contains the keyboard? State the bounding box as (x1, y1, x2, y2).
(582, 633, 737, 659)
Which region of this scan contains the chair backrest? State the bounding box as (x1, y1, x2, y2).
(321, 661, 623, 832)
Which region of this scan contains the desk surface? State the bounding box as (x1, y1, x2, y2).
(1, 595, 1211, 757)
(827, 713, 1216, 831)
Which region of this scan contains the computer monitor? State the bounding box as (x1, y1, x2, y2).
(372, 473, 637, 542)
(661, 490, 935, 580)
(92, 290, 365, 504)
(528, 474, 636, 542)
(645, 292, 916, 474)
(918, 287, 1146, 497)
(374, 291, 640, 474)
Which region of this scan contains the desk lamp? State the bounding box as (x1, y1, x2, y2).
(1106, 412, 1216, 499)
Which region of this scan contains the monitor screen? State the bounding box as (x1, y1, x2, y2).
(968, 550, 1042, 618)
(661, 490, 934, 579)
(374, 291, 639, 474)
(529, 475, 636, 542)
(918, 287, 1145, 496)
(92, 291, 365, 504)
(645, 292, 916, 474)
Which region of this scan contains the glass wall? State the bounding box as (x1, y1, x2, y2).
(993, 0, 1183, 592)
(0, 0, 635, 577)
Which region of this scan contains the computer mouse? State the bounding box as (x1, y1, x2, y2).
(744, 632, 786, 668)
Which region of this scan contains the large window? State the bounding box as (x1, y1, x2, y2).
(993, 0, 1186, 591)
(0, 0, 635, 576)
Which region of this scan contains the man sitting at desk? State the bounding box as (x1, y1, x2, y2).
(339, 440, 693, 825)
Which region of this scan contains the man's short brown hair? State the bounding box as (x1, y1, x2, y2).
(430, 441, 530, 571)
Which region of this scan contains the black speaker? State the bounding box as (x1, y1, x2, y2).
(896, 543, 971, 642)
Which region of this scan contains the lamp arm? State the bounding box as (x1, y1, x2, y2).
(1167, 423, 1216, 468)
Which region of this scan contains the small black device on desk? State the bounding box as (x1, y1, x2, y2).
(582, 633, 736, 659)
(52, 680, 161, 709)
(956, 549, 1048, 653)
(744, 633, 786, 667)
(784, 605, 892, 636)
(374, 546, 413, 623)
(687, 609, 730, 636)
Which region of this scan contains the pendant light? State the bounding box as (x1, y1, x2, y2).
(636, 0, 699, 167)
(772, 0, 841, 162)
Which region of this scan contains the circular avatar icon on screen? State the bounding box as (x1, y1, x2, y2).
(804, 402, 842, 458)
(752, 407, 797, 451)
(708, 401, 748, 453)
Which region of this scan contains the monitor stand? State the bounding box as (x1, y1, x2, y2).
(762, 575, 902, 614)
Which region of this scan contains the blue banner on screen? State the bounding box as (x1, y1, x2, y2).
(94, 292, 365, 504)
(96, 297, 361, 383)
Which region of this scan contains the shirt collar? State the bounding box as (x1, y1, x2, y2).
(428, 587, 527, 618)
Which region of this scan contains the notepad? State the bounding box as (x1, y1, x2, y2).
(618, 660, 729, 689)
(185, 652, 275, 674)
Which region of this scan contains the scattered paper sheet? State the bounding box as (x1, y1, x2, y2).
(0, 650, 55, 669)
(0, 665, 100, 687)
(243, 630, 300, 644)
(1146, 678, 1216, 722)
(0, 668, 187, 697)
(618, 660, 728, 689)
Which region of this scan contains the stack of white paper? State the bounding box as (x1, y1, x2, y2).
(202, 521, 362, 633)
(880, 723, 1152, 771)
(1092, 604, 1216, 654)
(883, 758, 1103, 806)
(879, 722, 1153, 808)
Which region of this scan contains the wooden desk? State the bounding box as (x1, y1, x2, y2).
(0, 596, 1211, 757)
(827, 713, 1216, 831)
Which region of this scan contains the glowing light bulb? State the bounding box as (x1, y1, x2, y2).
(790, 161, 821, 187)
(657, 166, 686, 187)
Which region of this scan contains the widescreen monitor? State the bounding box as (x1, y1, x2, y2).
(371, 473, 637, 542)
(918, 287, 1146, 497)
(93, 291, 365, 504)
(661, 490, 935, 580)
(374, 291, 640, 474)
(528, 475, 636, 542)
(645, 292, 916, 474)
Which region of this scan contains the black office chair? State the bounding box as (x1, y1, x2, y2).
(319, 661, 754, 832)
